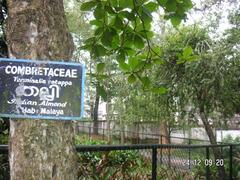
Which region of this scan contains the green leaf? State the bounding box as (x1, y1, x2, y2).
(139, 30, 153, 39)
(124, 47, 135, 56)
(98, 74, 108, 80)
(140, 76, 151, 88)
(128, 74, 136, 83)
(176, 58, 185, 64)
(111, 33, 120, 49)
(119, 11, 135, 21)
(93, 44, 107, 57)
(165, 0, 177, 12)
(170, 16, 182, 27)
(152, 87, 168, 94)
(182, 0, 193, 10)
(90, 20, 103, 26)
(110, 0, 118, 7)
(145, 62, 152, 69)
(141, 7, 152, 24)
(101, 27, 118, 47)
(85, 37, 96, 44)
(133, 35, 144, 49)
(101, 28, 113, 46)
(151, 46, 162, 55)
(153, 58, 164, 65)
(80, 44, 92, 51)
(144, 2, 159, 12)
(81, 1, 98, 11)
(114, 16, 124, 29)
(157, 0, 167, 6)
(119, 0, 133, 8)
(119, 61, 130, 72)
(176, 0, 183, 3)
(125, 31, 135, 46)
(116, 50, 126, 62)
(187, 55, 198, 62)
(105, 5, 116, 14)
(94, 5, 105, 19)
(95, 27, 104, 36)
(183, 46, 193, 57)
(146, 30, 154, 38)
(128, 57, 139, 70)
(97, 63, 105, 73)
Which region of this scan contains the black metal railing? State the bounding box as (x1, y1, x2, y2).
(1, 144, 240, 179)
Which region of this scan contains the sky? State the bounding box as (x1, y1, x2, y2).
(152, 0, 239, 38)
(188, 0, 237, 36)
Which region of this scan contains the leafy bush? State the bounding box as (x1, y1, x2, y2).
(0, 118, 9, 144)
(75, 135, 150, 179)
(0, 154, 9, 180)
(191, 158, 218, 179)
(191, 136, 240, 179)
(0, 118, 9, 180)
(158, 166, 200, 180)
(222, 136, 240, 179)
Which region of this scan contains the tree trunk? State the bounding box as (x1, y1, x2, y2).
(106, 101, 111, 143)
(159, 122, 170, 144)
(6, 1, 78, 179)
(200, 110, 226, 180)
(93, 85, 99, 135)
(120, 117, 125, 144)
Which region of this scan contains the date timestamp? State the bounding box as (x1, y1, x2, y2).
(183, 159, 224, 166)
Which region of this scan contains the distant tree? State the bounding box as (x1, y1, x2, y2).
(156, 24, 240, 178)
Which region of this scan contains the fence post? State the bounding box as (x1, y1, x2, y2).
(168, 147, 171, 167)
(152, 147, 157, 180)
(160, 135, 163, 164)
(188, 139, 191, 170)
(206, 147, 211, 180)
(229, 145, 233, 180)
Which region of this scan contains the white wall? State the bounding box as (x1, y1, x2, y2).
(216, 130, 240, 142)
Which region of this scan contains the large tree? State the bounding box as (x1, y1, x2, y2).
(6, 0, 78, 179)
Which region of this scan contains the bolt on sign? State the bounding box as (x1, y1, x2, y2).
(0, 58, 85, 120)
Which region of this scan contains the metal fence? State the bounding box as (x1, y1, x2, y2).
(76, 124, 212, 145)
(1, 144, 240, 180)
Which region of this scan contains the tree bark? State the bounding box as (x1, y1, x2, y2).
(93, 85, 99, 135)
(200, 109, 226, 180)
(159, 122, 170, 144)
(6, 1, 78, 179)
(120, 117, 125, 144)
(106, 101, 111, 142)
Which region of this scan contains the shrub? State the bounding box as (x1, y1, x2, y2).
(192, 136, 240, 179)
(0, 118, 9, 180)
(222, 136, 240, 179)
(75, 135, 150, 179)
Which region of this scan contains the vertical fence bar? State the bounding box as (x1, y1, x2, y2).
(152, 147, 157, 180)
(168, 147, 171, 167)
(188, 139, 191, 169)
(206, 147, 211, 180)
(160, 135, 163, 164)
(229, 145, 233, 180)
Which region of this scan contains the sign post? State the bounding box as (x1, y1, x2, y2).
(0, 58, 85, 120)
